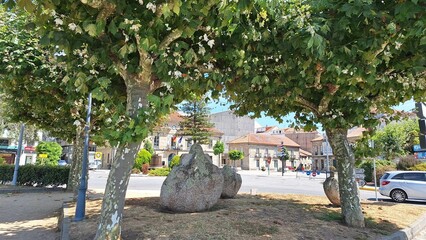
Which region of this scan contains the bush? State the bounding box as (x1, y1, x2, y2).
(131, 168, 141, 174)
(0, 164, 69, 186)
(169, 155, 180, 169)
(376, 165, 397, 185)
(396, 156, 420, 170)
(142, 163, 149, 174)
(35, 141, 63, 166)
(134, 149, 152, 170)
(409, 162, 426, 171)
(357, 159, 396, 182)
(0, 157, 5, 165)
(148, 167, 170, 176)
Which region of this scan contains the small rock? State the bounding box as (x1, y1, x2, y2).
(221, 165, 242, 198)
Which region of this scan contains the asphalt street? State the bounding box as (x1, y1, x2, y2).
(88, 169, 381, 201)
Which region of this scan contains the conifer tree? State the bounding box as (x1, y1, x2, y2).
(178, 97, 213, 145)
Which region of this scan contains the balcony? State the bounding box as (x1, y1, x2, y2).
(254, 153, 262, 158)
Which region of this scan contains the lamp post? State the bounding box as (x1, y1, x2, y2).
(74, 93, 92, 221)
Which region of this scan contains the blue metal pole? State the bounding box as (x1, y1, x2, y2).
(74, 93, 92, 221)
(12, 124, 25, 185)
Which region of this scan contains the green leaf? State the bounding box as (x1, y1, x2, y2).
(420, 36, 426, 46)
(118, 45, 128, 58)
(161, 4, 172, 18)
(84, 24, 97, 37)
(172, 0, 182, 15)
(163, 95, 174, 106)
(108, 21, 118, 35)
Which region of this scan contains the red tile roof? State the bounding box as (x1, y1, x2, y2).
(228, 133, 300, 148)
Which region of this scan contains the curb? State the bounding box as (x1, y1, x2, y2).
(381, 212, 426, 240)
(59, 202, 72, 240)
(0, 186, 67, 194)
(359, 186, 378, 192)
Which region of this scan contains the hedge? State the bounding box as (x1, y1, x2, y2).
(0, 164, 70, 187)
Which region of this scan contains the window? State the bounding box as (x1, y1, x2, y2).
(153, 135, 159, 148)
(209, 140, 213, 148)
(25, 156, 32, 164)
(392, 174, 404, 180)
(404, 173, 426, 181)
(274, 160, 278, 168)
(0, 139, 9, 146)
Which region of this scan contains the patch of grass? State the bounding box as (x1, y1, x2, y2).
(364, 217, 393, 235)
(315, 211, 342, 222)
(233, 221, 279, 236)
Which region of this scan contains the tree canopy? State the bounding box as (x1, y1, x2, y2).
(208, 0, 425, 227)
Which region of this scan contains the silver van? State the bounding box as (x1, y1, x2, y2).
(379, 171, 426, 202)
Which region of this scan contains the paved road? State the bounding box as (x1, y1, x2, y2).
(88, 169, 380, 200)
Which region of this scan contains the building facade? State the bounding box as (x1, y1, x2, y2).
(228, 133, 308, 170)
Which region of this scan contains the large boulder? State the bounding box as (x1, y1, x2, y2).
(160, 144, 224, 212)
(221, 165, 242, 198)
(323, 173, 341, 207)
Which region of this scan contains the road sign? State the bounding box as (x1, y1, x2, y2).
(94, 152, 102, 160)
(38, 154, 48, 158)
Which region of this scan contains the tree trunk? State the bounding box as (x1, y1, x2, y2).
(67, 126, 85, 200)
(325, 128, 365, 228)
(94, 84, 148, 240)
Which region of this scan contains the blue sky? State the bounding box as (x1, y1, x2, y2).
(209, 99, 416, 129)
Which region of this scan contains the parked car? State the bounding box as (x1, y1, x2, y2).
(58, 160, 68, 166)
(88, 160, 102, 170)
(379, 171, 426, 202)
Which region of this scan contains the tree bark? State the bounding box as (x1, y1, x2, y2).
(67, 126, 85, 200)
(326, 128, 365, 228)
(94, 84, 148, 240)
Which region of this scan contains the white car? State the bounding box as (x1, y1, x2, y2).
(88, 160, 102, 170)
(379, 171, 426, 202)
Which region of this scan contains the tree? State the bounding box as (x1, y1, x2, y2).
(169, 155, 181, 169)
(228, 149, 244, 168)
(213, 140, 224, 166)
(212, 0, 425, 227)
(35, 141, 62, 165)
(143, 140, 155, 155)
(373, 120, 419, 159)
(5, 1, 231, 238)
(178, 97, 214, 144)
(354, 120, 419, 160)
(133, 149, 152, 170)
(0, 6, 110, 199)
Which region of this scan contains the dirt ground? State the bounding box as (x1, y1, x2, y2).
(69, 193, 426, 240)
(0, 191, 73, 240)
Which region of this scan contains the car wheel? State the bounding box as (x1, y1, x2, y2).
(391, 189, 407, 203)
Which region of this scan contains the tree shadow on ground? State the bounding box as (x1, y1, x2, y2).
(69, 193, 417, 240)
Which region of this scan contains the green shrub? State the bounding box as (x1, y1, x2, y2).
(409, 162, 426, 171)
(0, 164, 69, 186)
(169, 155, 180, 169)
(148, 168, 170, 176)
(396, 156, 420, 170)
(0, 157, 5, 165)
(0, 165, 14, 184)
(357, 159, 396, 182)
(131, 168, 141, 174)
(134, 149, 152, 170)
(35, 141, 63, 166)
